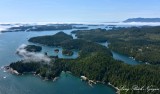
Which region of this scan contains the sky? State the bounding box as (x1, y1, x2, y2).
(0, 0, 160, 23)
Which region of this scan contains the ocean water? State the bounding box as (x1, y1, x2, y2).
(0, 24, 143, 94)
(0, 28, 116, 94)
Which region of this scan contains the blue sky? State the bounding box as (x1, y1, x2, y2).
(0, 0, 160, 23)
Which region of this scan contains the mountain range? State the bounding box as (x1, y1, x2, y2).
(123, 18, 160, 22)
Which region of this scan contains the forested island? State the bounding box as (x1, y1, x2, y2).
(62, 49, 74, 56)
(7, 30, 160, 94)
(54, 49, 59, 53)
(24, 45, 42, 52)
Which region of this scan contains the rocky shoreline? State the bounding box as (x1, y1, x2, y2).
(3, 65, 59, 82)
(80, 76, 120, 94)
(108, 82, 120, 94)
(3, 66, 19, 75)
(3, 65, 120, 93)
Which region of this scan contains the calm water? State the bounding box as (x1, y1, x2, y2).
(0, 24, 141, 94)
(99, 42, 140, 65)
(0, 28, 116, 94)
(112, 51, 140, 65)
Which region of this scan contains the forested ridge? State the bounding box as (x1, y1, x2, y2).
(72, 26, 160, 65)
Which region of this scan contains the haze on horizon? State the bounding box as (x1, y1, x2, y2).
(0, 0, 160, 23)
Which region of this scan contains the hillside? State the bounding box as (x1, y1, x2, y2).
(123, 18, 160, 22)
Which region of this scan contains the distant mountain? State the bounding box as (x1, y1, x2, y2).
(123, 18, 160, 22)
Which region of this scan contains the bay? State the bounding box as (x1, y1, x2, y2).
(0, 28, 116, 94)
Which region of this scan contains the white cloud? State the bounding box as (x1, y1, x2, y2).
(16, 44, 51, 63)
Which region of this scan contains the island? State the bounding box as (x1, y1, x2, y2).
(24, 45, 42, 52)
(54, 49, 59, 53)
(7, 31, 160, 94)
(73, 26, 88, 29)
(62, 49, 73, 56)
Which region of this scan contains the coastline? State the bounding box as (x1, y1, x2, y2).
(80, 75, 120, 94)
(3, 65, 60, 81)
(108, 82, 120, 94)
(3, 66, 19, 75)
(4, 65, 119, 94)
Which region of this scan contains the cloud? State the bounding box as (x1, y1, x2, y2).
(0, 27, 4, 34)
(16, 44, 51, 63)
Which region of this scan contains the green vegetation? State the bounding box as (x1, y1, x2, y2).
(10, 60, 63, 80)
(24, 45, 42, 52)
(72, 27, 160, 65)
(60, 53, 160, 94)
(29, 32, 73, 46)
(62, 49, 74, 56)
(107, 26, 160, 65)
(9, 31, 160, 94)
(10, 61, 41, 74)
(72, 28, 108, 42)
